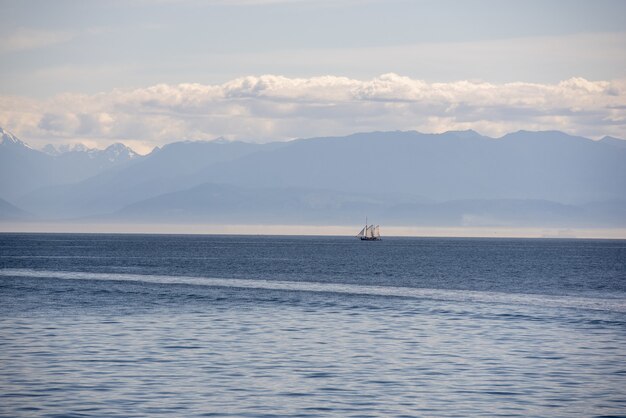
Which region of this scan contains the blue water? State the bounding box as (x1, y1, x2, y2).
(1, 233, 625, 417)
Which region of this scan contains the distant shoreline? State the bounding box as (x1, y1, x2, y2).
(1, 222, 625, 240)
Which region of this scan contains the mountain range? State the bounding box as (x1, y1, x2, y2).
(0, 127, 138, 203)
(1, 126, 625, 228)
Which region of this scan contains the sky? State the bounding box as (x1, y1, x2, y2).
(0, 0, 625, 153)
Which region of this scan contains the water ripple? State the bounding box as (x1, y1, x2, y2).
(1, 268, 624, 313)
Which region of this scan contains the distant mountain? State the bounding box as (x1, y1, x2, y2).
(0, 127, 141, 202)
(112, 182, 394, 224)
(16, 139, 273, 218)
(599, 136, 626, 150)
(1, 127, 56, 202)
(42, 143, 93, 156)
(0, 197, 31, 220)
(3, 128, 626, 228)
(42, 142, 138, 162)
(1, 127, 34, 149)
(190, 130, 626, 204)
(110, 182, 624, 228)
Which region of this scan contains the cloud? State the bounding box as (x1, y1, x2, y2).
(0, 28, 74, 54)
(0, 74, 624, 150)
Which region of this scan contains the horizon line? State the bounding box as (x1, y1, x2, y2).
(1, 222, 625, 240)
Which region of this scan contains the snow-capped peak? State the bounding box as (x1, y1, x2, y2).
(0, 127, 32, 149)
(104, 143, 138, 162)
(41, 144, 60, 156)
(41, 143, 96, 156)
(40, 141, 139, 162)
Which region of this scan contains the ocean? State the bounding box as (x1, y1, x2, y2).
(1, 233, 625, 417)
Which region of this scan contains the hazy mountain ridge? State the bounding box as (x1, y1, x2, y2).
(599, 136, 626, 149)
(0, 197, 31, 220)
(1, 127, 625, 227)
(0, 128, 142, 203)
(110, 182, 625, 228)
(15, 139, 274, 218)
(176, 130, 625, 210)
(1, 127, 33, 149)
(41, 142, 139, 160)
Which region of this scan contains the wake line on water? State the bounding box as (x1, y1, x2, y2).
(1, 268, 625, 313)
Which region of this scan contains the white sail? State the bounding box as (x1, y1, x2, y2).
(356, 217, 381, 240)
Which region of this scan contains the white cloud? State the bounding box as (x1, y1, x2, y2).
(0, 74, 624, 150)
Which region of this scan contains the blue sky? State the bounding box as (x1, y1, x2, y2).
(0, 0, 625, 151)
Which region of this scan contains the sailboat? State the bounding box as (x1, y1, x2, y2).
(356, 217, 381, 241)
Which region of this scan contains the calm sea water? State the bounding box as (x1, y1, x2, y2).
(1, 233, 625, 417)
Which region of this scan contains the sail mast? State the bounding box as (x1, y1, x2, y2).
(356, 216, 381, 240)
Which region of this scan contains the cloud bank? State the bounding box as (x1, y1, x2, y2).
(1, 73, 624, 152)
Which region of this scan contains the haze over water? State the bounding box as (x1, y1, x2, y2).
(1, 233, 625, 417)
